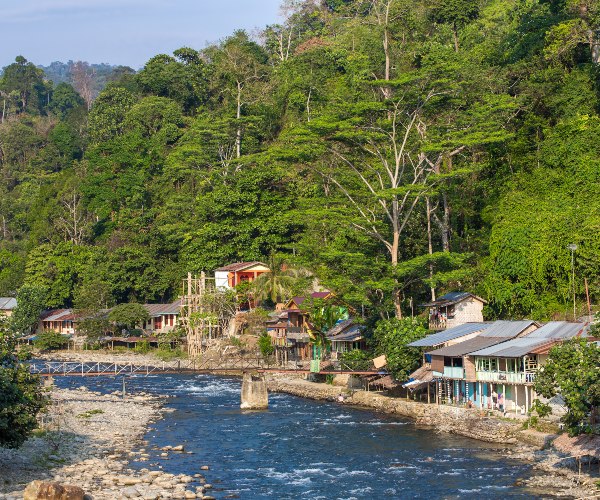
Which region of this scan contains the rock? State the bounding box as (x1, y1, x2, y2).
(202, 496, 216, 500)
(184, 492, 197, 499)
(123, 477, 142, 485)
(24, 480, 85, 500)
(200, 465, 210, 471)
(160, 452, 169, 457)
(203, 484, 212, 490)
(172, 445, 185, 452)
(122, 486, 140, 498)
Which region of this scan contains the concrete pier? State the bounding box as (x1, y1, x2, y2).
(240, 372, 268, 410)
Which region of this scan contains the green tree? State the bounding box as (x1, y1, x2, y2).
(108, 303, 150, 333)
(428, 0, 480, 52)
(11, 284, 47, 335)
(0, 317, 47, 448)
(258, 332, 275, 356)
(534, 338, 600, 435)
(251, 254, 310, 305)
(371, 318, 427, 381)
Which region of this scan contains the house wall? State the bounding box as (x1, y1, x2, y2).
(0, 309, 13, 317)
(447, 298, 484, 328)
(215, 271, 229, 290)
(464, 356, 476, 382)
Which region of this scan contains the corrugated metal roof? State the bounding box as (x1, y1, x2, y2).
(326, 319, 355, 337)
(408, 322, 490, 347)
(420, 292, 487, 307)
(143, 300, 181, 317)
(478, 320, 538, 338)
(328, 325, 364, 342)
(526, 321, 589, 339)
(0, 297, 17, 310)
(43, 309, 73, 322)
(427, 337, 507, 357)
(470, 338, 556, 358)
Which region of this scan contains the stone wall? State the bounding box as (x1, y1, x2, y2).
(267, 376, 521, 444)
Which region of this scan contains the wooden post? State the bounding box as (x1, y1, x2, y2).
(515, 384, 518, 415)
(427, 383, 431, 404)
(525, 384, 529, 413)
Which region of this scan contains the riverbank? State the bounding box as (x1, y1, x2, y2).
(267, 374, 599, 498)
(0, 386, 216, 500)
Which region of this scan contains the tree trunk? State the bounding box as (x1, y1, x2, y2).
(426, 198, 436, 301)
(589, 29, 600, 64)
(441, 192, 450, 252)
(452, 24, 459, 52)
(236, 81, 242, 158)
(391, 229, 402, 319)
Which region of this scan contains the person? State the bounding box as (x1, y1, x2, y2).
(337, 393, 345, 403)
(498, 392, 504, 412)
(492, 390, 498, 410)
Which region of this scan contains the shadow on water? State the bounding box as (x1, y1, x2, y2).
(55, 374, 539, 500)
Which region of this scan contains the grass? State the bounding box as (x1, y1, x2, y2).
(77, 409, 104, 419)
(154, 347, 187, 361)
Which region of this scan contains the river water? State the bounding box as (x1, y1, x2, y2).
(55, 374, 539, 499)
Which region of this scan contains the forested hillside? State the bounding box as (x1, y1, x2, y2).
(0, 0, 598, 322)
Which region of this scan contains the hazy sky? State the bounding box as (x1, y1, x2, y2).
(0, 0, 283, 69)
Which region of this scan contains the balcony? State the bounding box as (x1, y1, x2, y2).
(429, 319, 447, 331)
(443, 366, 465, 379)
(476, 372, 536, 384)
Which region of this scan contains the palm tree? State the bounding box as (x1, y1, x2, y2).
(251, 254, 310, 305)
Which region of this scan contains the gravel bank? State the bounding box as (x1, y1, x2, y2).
(0, 386, 216, 500)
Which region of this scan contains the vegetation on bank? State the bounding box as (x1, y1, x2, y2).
(0, 0, 598, 325)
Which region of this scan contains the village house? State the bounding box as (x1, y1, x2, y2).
(265, 291, 333, 363)
(0, 297, 17, 317)
(141, 300, 181, 334)
(39, 309, 77, 336)
(326, 319, 366, 359)
(468, 321, 591, 414)
(405, 320, 538, 405)
(214, 262, 270, 290)
(421, 292, 487, 331)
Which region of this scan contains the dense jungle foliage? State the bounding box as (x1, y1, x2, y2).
(1, 0, 599, 322)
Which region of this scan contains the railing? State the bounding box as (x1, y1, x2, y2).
(442, 366, 465, 379)
(476, 371, 536, 384)
(429, 319, 447, 331)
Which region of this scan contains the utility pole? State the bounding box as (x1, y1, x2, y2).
(567, 244, 577, 320)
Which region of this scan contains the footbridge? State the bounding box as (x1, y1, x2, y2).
(28, 359, 385, 378)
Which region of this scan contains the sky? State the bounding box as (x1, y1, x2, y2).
(0, 0, 283, 69)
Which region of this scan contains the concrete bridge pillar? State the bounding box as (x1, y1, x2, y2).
(240, 372, 268, 410)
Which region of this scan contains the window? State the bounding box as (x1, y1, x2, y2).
(476, 358, 498, 372)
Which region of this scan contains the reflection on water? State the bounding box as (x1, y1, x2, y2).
(56, 374, 536, 499)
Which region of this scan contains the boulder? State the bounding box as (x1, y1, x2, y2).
(24, 480, 85, 500)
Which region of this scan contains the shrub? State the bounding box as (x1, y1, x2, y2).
(258, 332, 274, 357)
(34, 330, 69, 351)
(340, 349, 373, 371)
(134, 340, 151, 354)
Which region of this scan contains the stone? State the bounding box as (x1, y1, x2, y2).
(23, 480, 85, 500)
(123, 477, 142, 486)
(171, 445, 184, 452)
(203, 484, 212, 490)
(200, 466, 209, 471)
(122, 486, 140, 498)
(184, 492, 197, 499)
(202, 496, 216, 500)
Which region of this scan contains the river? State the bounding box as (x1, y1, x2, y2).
(55, 374, 538, 499)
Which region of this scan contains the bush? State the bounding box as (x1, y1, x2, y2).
(155, 346, 186, 361)
(340, 349, 373, 371)
(1, 318, 47, 448)
(258, 332, 274, 357)
(134, 340, 151, 354)
(33, 330, 69, 351)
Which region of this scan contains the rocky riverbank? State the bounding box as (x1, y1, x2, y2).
(0, 386, 216, 500)
(267, 374, 599, 498)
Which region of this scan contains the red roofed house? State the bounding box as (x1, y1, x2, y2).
(39, 309, 77, 336)
(214, 262, 270, 290)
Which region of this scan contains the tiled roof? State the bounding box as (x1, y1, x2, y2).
(0, 297, 17, 310)
(408, 322, 490, 347)
(214, 261, 267, 272)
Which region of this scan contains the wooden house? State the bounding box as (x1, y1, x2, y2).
(326, 319, 366, 358)
(0, 297, 16, 317)
(421, 292, 487, 331)
(214, 262, 270, 290)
